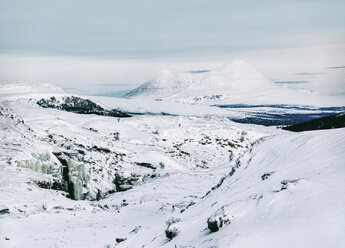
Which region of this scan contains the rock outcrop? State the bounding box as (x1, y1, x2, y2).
(207, 207, 232, 232)
(165, 218, 181, 240)
(37, 96, 131, 118)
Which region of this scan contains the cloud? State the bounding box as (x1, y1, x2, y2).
(0, 0, 344, 57)
(0, 43, 344, 95)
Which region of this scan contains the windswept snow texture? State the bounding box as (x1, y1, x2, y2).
(0, 83, 345, 248)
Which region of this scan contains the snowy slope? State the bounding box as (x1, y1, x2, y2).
(0, 84, 344, 248)
(1, 111, 344, 247)
(149, 128, 345, 248)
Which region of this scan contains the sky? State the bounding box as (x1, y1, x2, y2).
(0, 0, 344, 93)
(0, 0, 344, 57)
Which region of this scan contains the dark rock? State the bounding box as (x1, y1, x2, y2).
(130, 226, 142, 234)
(279, 179, 300, 191)
(88, 127, 98, 132)
(118, 185, 133, 191)
(165, 223, 180, 240)
(180, 201, 195, 213)
(52, 150, 63, 156)
(35, 179, 65, 191)
(91, 145, 111, 153)
(77, 149, 85, 155)
(207, 207, 232, 233)
(135, 162, 156, 170)
(121, 200, 129, 207)
(53, 154, 71, 194)
(261, 172, 274, 181)
(53, 206, 64, 209)
(52, 152, 84, 200)
(159, 162, 165, 169)
(112, 132, 120, 141)
(0, 208, 10, 215)
(207, 218, 221, 232)
(116, 238, 127, 243)
(113, 172, 140, 192)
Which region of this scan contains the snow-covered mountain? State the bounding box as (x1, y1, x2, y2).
(126, 61, 275, 99)
(125, 60, 345, 108)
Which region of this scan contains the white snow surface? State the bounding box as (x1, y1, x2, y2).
(126, 60, 345, 107)
(0, 82, 64, 95)
(0, 83, 344, 248)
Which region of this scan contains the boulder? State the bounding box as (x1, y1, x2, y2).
(207, 207, 232, 232)
(165, 223, 180, 240)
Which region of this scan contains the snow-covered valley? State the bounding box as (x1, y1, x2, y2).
(0, 74, 345, 248)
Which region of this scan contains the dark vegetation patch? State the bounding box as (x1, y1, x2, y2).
(282, 113, 345, 132)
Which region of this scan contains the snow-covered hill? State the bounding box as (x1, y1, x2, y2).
(127, 61, 274, 99)
(0, 84, 344, 247)
(125, 61, 345, 109)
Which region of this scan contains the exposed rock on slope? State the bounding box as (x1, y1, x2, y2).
(207, 206, 232, 232)
(52, 151, 89, 200)
(37, 96, 131, 117)
(0, 104, 117, 200)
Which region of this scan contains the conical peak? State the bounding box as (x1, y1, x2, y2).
(126, 60, 274, 98)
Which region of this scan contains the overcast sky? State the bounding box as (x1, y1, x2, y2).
(0, 0, 344, 57)
(0, 0, 344, 93)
